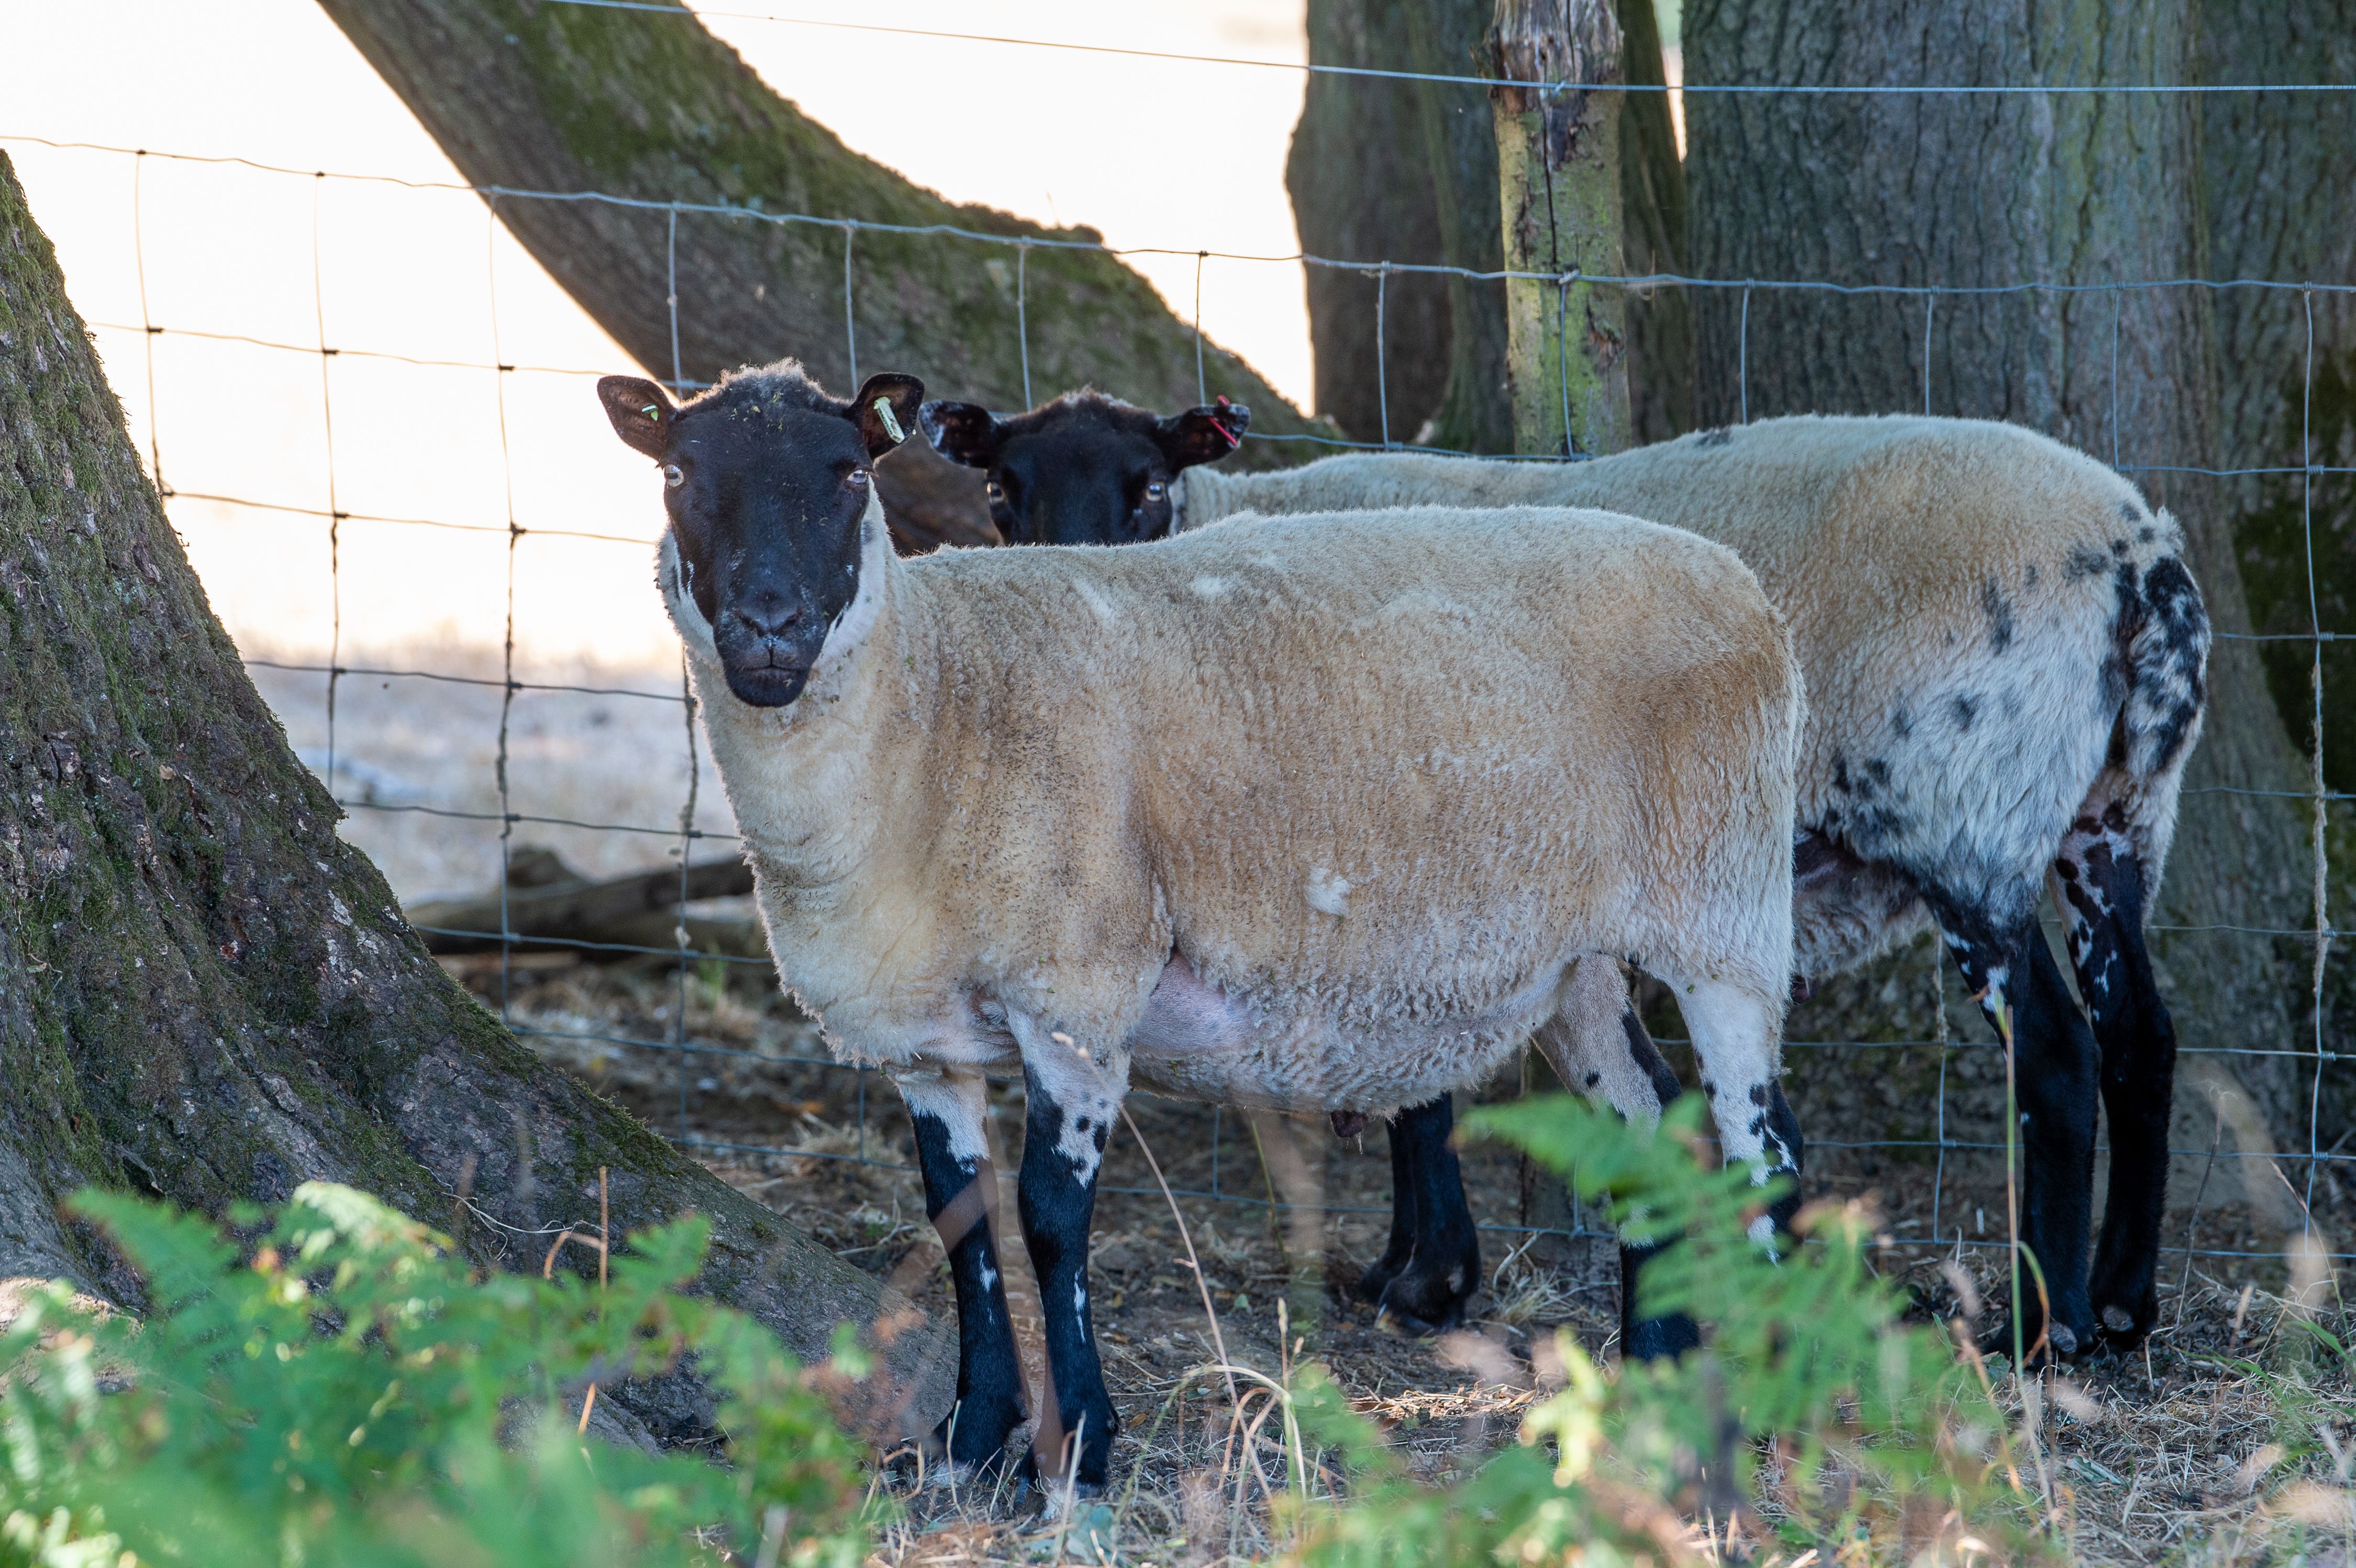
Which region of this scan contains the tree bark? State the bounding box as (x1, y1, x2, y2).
(1286, 0, 1681, 451)
(2196, 0, 2356, 1127)
(1488, 0, 1633, 457)
(0, 151, 946, 1435)
(312, 0, 1314, 455)
(1683, 0, 2320, 1144)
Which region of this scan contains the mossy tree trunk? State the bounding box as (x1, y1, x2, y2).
(314, 0, 1312, 455)
(1487, 0, 1633, 457)
(2197, 0, 2356, 1127)
(1682, 0, 2322, 1155)
(0, 152, 946, 1434)
(1284, 0, 1684, 450)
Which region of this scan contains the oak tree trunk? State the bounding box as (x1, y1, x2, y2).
(1682, 0, 2322, 1154)
(313, 0, 1314, 453)
(2196, 0, 2356, 1124)
(0, 152, 947, 1436)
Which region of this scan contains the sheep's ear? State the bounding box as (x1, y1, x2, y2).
(1154, 397, 1250, 469)
(921, 399, 1005, 469)
(598, 375, 676, 458)
(851, 372, 925, 458)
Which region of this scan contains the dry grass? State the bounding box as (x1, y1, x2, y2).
(428, 951, 2356, 1567)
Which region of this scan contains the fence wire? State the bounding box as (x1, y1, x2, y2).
(14, 115, 2346, 1275)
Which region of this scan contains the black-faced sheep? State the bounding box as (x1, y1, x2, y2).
(922, 388, 1250, 543)
(595, 361, 1806, 1491)
(1174, 417, 2211, 1358)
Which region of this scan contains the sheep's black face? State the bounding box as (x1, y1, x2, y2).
(597, 365, 923, 708)
(922, 392, 1248, 546)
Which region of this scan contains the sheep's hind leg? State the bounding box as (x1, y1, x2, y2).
(1672, 977, 1806, 1247)
(2053, 813, 2178, 1347)
(1357, 1095, 1480, 1336)
(1013, 1027, 1126, 1495)
(1531, 960, 1707, 1361)
(899, 1066, 1029, 1480)
(1941, 921, 2099, 1361)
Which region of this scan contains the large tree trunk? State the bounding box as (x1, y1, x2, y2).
(2197, 0, 2356, 1125)
(0, 152, 947, 1434)
(313, 0, 1313, 453)
(1286, 0, 1683, 450)
(1682, 1, 2321, 1153)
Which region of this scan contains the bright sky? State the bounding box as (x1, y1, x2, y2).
(5, 0, 1312, 672)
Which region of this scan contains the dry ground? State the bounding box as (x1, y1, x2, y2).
(439, 948, 2356, 1568)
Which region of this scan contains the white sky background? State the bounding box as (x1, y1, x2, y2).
(5, 0, 1314, 672)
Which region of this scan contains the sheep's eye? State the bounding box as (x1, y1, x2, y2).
(984, 480, 1005, 502)
(1144, 482, 1167, 503)
(663, 464, 684, 490)
(848, 467, 870, 487)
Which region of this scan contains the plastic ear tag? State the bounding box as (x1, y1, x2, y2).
(873, 397, 907, 443)
(640, 404, 660, 419)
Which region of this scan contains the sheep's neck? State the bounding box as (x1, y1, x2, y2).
(690, 546, 924, 900)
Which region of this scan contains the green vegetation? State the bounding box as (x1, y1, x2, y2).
(1276, 1094, 2042, 1565)
(0, 1184, 873, 1567)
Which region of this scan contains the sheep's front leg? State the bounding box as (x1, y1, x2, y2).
(1014, 1025, 1126, 1494)
(1354, 1095, 1480, 1335)
(897, 1066, 1028, 1479)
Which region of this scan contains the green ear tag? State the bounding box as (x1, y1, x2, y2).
(640, 404, 660, 419)
(873, 397, 906, 443)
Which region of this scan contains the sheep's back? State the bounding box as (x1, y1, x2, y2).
(901, 506, 1800, 1015)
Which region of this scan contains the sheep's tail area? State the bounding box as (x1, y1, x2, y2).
(2085, 526, 2212, 887)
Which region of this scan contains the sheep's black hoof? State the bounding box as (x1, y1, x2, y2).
(1977, 1315, 2086, 1369)
(1622, 1310, 1699, 1362)
(931, 1397, 1028, 1483)
(1367, 1259, 1474, 1338)
(2090, 1281, 2158, 1350)
(1353, 1251, 1407, 1309)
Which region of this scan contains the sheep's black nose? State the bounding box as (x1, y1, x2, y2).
(732, 593, 804, 639)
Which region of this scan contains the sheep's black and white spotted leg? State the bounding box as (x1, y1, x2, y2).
(897, 1066, 1028, 1479)
(1354, 1095, 1480, 1335)
(1013, 1024, 1125, 1495)
(1534, 960, 1729, 1361)
(1941, 918, 2099, 1360)
(2053, 804, 2179, 1346)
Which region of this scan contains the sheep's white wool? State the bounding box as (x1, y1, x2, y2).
(1179, 414, 2206, 982)
(673, 506, 1803, 1147)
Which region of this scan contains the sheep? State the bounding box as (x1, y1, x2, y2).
(1164, 416, 2211, 1358)
(922, 388, 1251, 543)
(593, 359, 1806, 1490)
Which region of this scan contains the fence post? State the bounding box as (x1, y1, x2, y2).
(1486, 0, 1631, 457)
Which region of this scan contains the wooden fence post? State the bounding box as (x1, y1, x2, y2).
(1486, 0, 1632, 457)
(1491, 0, 1632, 1272)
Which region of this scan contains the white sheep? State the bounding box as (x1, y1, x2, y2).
(1175, 414, 2211, 1357)
(595, 362, 1806, 1491)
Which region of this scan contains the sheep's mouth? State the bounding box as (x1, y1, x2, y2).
(723, 660, 811, 708)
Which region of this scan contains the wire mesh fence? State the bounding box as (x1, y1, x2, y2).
(5, 64, 2344, 1280)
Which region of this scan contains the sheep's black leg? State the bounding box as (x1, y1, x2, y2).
(898, 1070, 1028, 1478)
(1944, 923, 2099, 1360)
(1353, 1106, 1424, 1310)
(1615, 1002, 1703, 1361)
(1361, 1095, 1480, 1336)
(1016, 1057, 1120, 1494)
(2054, 811, 2179, 1346)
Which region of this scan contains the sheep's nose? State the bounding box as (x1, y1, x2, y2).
(734, 593, 803, 639)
